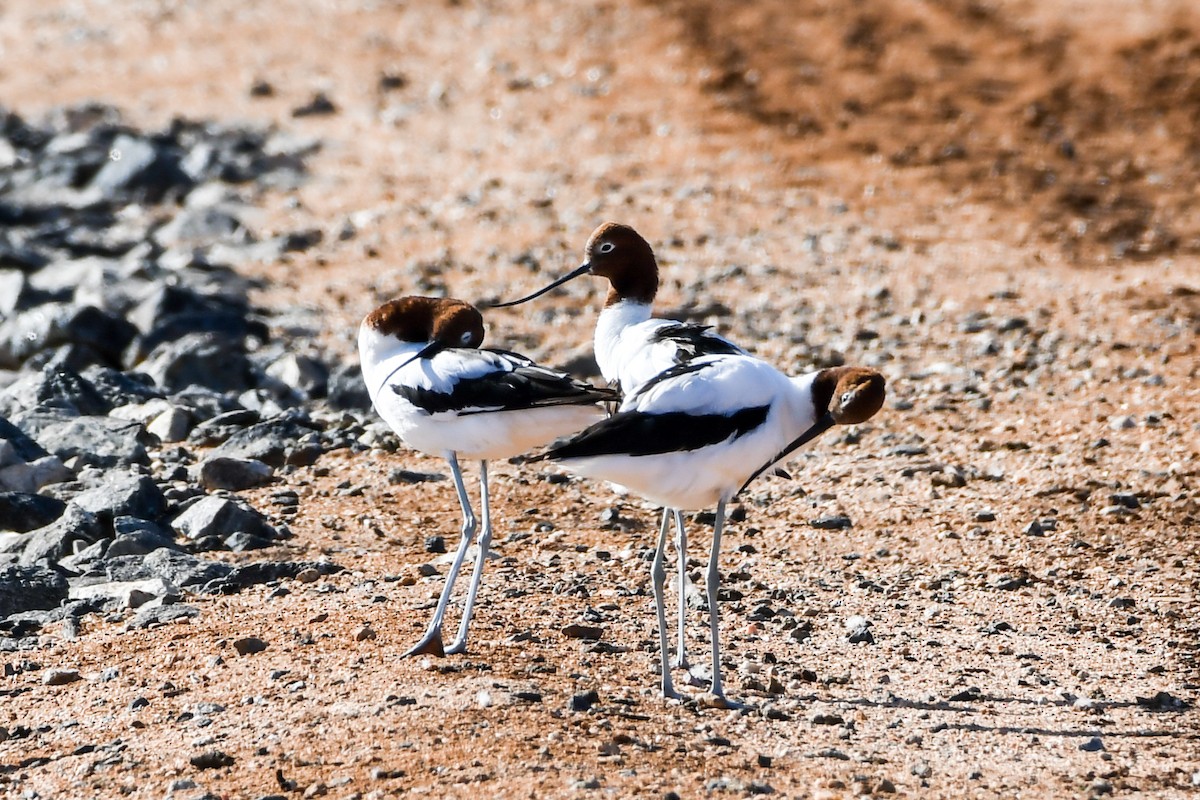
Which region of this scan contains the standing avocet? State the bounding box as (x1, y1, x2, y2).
(359, 295, 616, 657)
(494, 225, 886, 704)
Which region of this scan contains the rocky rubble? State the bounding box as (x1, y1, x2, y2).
(0, 105, 362, 648)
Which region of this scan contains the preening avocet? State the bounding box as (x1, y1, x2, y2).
(531, 357, 885, 704)
(493, 223, 885, 704)
(358, 295, 616, 657)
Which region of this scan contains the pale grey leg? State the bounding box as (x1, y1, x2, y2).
(446, 461, 492, 654)
(706, 499, 728, 701)
(651, 507, 681, 699)
(672, 509, 690, 669)
(402, 452, 475, 658)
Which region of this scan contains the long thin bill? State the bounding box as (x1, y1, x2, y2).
(488, 262, 592, 308)
(737, 412, 836, 495)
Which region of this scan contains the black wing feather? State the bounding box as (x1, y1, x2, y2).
(394, 357, 615, 415)
(650, 323, 745, 362)
(537, 404, 770, 460)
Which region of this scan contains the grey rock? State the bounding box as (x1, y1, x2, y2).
(14, 409, 149, 468)
(105, 548, 231, 588)
(0, 454, 73, 494)
(265, 353, 328, 399)
(79, 366, 163, 408)
(197, 456, 274, 491)
(223, 531, 275, 552)
(0, 565, 69, 616)
(146, 406, 191, 442)
(326, 362, 371, 412)
(68, 577, 181, 609)
(0, 366, 111, 417)
(8, 504, 104, 566)
(208, 418, 322, 468)
(126, 602, 199, 629)
(0, 416, 50, 462)
(73, 471, 166, 522)
(0, 492, 66, 532)
(42, 668, 82, 686)
(139, 333, 252, 394)
(232, 636, 267, 655)
(810, 515, 853, 530)
(170, 495, 279, 542)
(204, 560, 341, 593)
(844, 615, 875, 644)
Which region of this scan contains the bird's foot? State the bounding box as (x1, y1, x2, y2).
(671, 655, 690, 670)
(698, 691, 753, 711)
(443, 637, 468, 656)
(401, 630, 445, 658)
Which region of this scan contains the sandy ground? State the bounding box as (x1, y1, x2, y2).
(1, 0, 1199, 798)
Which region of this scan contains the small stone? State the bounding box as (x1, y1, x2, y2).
(354, 625, 376, 642)
(876, 778, 897, 793)
(561, 624, 604, 641)
(232, 637, 268, 655)
(844, 616, 874, 644)
(1079, 737, 1104, 752)
(424, 535, 446, 554)
(570, 690, 599, 712)
(1108, 415, 1136, 430)
(197, 456, 274, 491)
(417, 563, 438, 577)
(810, 515, 853, 530)
(910, 761, 932, 778)
(190, 749, 235, 769)
(42, 668, 82, 686)
(146, 407, 191, 442)
(294, 567, 321, 584)
(948, 686, 982, 702)
(973, 509, 996, 522)
(811, 713, 844, 725)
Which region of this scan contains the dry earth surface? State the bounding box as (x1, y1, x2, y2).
(2, 0, 1199, 798)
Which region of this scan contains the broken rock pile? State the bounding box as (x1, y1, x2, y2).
(0, 104, 370, 650)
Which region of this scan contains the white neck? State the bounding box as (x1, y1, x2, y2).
(594, 300, 652, 382)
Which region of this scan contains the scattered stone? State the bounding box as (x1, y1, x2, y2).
(197, 456, 274, 491)
(233, 637, 268, 655)
(910, 761, 932, 778)
(15, 411, 150, 469)
(1108, 415, 1136, 430)
(1079, 737, 1104, 752)
(562, 624, 604, 641)
(7, 504, 104, 566)
(190, 750, 235, 769)
(1136, 691, 1191, 711)
(810, 515, 852, 530)
(570, 690, 600, 712)
(208, 418, 322, 468)
(126, 603, 199, 629)
(844, 616, 874, 644)
(948, 686, 982, 702)
(424, 535, 446, 553)
(354, 625, 376, 642)
(171, 495, 279, 542)
(388, 468, 445, 484)
(0, 492, 66, 532)
(0, 565, 69, 616)
(72, 471, 166, 522)
(41, 668, 82, 686)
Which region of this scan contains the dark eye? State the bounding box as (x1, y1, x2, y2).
(459, 331, 473, 345)
(597, 241, 615, 254)
(840, 391, 854, 407)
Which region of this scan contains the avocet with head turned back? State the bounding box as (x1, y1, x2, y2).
(359, 295, 616, 658)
